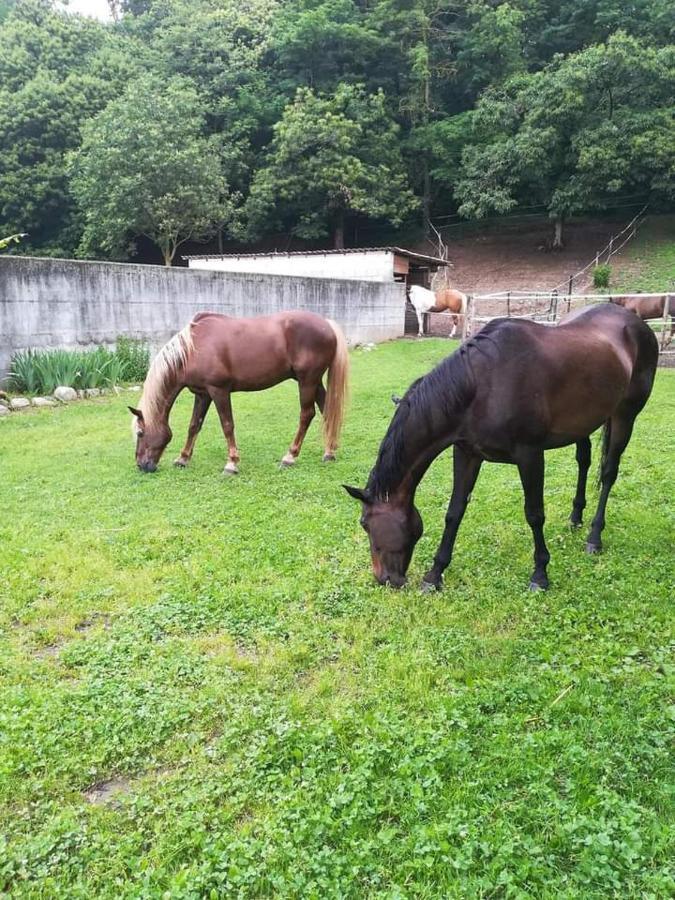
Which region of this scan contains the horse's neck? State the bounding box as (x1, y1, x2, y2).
(369, 398, 457, 503)
(142, 368, 183, 428)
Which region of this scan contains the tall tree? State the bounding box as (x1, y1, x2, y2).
(0, 0, 139, 254)
(455, 32, 674, 247)
(70, 75, 232, 265)
(245, 84, 417, 248)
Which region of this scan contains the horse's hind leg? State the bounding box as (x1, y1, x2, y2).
(174, 392, 211, 467)
(209, 386, 240, 475)
(586, 411, 636, 553)
(315, 381, 335, 461)
(569, 437, 591, 527)
(281, 378, 318, 467)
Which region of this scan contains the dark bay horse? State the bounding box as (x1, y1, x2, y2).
(345, 303, 658, 591)
(130, 311, 349, 474)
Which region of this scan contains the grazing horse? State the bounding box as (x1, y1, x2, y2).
(408, 285, 467, 338)
(344, 303, 657, 591)
(130, 311, 349, 474)
(610, 294, 674, 347)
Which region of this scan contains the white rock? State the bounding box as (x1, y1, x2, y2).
(0, 405, 9, 416)
(54, 386, 78, 402)
(10, 397, 31, 409)
(128, 385, 141, 392)
(84, 388, 101, 398)
(32, 397, 56, 407)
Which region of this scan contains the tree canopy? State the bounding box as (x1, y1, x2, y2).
(0, 0, 671, 260)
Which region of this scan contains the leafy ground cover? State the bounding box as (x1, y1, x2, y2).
(0, 339, 673, 898)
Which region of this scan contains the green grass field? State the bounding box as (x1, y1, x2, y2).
(611, 216, 675, 293)
(1, 339, 673, 898)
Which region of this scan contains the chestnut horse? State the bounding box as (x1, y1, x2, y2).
(345, 303, 657, 591)
(130, 311, 349, 474)
(408, 285, 467, 338)
(610, 294, 674, 347)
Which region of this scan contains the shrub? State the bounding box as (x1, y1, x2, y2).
(593, 264, 611, 289)
(115, 337, 150, 382)
(8, 340, 149, 395)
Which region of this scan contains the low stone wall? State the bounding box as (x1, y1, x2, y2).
(0, 256, 406, 378)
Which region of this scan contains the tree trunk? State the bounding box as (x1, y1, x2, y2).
(552, 215, 565, 250)
(422, 158, 431, 237)
(333, 212, 345, 250)
(162, 246, 174, 266)
(217, 227, 224, 255)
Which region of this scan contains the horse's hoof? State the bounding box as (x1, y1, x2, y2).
(569, 517, 582, 530)
(223, 463, 239, 476)
(585, 542, 601, 554)
(322, 453, 336, 463)
(528, 580, 548, 592)
(280, 454, 297, 468)
(421, 579, 440, 593)
(173, 457, 188, 468)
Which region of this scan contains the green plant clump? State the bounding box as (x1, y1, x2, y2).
(114, 337, 150, 382)
(593, 264, 611, 289)
(8, 341, 150, 395)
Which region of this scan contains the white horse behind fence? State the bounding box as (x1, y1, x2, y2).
(408, 285, 468, 338)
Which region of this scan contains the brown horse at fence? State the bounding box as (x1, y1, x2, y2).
(610, 294, 674, 346)
(344, 303, 657, 592)
(129, 311, 349, 474)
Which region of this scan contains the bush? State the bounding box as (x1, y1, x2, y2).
(593, 264, 611, 289)
(8, 340, 150, 395)
(115, 337, 150, 382)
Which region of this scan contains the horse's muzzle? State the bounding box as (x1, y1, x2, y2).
(377, 573, 407, 589)
(138, 461, 157, 473)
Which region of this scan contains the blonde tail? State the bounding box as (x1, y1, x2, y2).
(323, 319, 349, 454)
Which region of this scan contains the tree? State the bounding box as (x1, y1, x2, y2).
(0, 0, 140, 255)
(69, 75, 232, 265)
(455, 32, 674, 247)
(245, 84, 417, 248)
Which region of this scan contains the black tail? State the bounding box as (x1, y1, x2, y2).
(597, 420, 611, 487)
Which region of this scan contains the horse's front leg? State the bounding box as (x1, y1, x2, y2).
(281, 379, 317, 466)
(422, 446, 482, 591)
(209, 387, 240, 474)
(174, 392, 212, 467)
(515, 448, 550, 590)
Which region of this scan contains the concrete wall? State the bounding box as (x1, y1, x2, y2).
(0, 256, 406, 377)
(188, 250, 395, 282)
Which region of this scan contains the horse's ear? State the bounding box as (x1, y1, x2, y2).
(128, 406, 144, 422)
(343, 484, 372, 504)
(391, 394, 402, 406)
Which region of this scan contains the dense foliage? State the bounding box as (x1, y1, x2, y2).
(0, 0, 672, 259)
(9, 340, 150, 393)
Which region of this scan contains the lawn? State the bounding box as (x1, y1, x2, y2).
(0, 339, 673, 898)
(611, 215, 675, 293)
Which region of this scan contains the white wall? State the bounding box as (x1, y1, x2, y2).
(188, 251, 395, 282)
(0, 257, 407, 377)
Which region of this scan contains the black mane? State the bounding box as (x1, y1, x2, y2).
(367, 327, 502, 498)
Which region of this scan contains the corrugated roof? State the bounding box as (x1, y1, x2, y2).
(183, 246, 448, 266)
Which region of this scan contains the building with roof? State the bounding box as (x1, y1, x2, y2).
(184, 247, 447, 287)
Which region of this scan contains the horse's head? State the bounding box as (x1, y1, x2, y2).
(129, 407, 172, 473)
(343, 485, 423, 588)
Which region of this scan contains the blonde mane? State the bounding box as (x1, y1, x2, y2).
(135, 322, 195, 431)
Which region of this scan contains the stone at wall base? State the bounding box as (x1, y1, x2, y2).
(0, 404, 9, 416)
(84, 388, 101, 398)
(10, 397, 31, 409)
(32, 397, 56, 407)
(54, 386, 78, 402)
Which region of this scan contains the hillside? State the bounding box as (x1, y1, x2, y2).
(433, 214, 675, 296)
